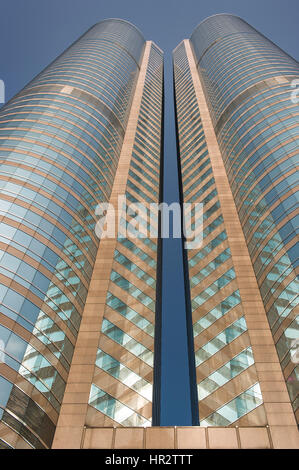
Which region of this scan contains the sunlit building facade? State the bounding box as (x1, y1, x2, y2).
(0, 19, 163, 449)
(173, 14, 299, 434)
(0, 13, 298, 451)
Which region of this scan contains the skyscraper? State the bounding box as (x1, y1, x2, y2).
(173, 13, 299, 441)
(0, 13, 298, 450)
(0, 19, 163, 449)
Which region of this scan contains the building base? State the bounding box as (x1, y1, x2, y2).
(52, 425, 299, 449)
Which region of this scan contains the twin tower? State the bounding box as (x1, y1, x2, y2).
(0, 15, 298, 449)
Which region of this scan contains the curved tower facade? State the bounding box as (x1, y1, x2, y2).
(173, 14, 299, 430)
(1, 11, 298, 451)
(0, 20, 163, 449)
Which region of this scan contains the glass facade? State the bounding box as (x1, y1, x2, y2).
(0, 19, 150, 448)
(0, 12, 297, 450)
(88, 43, 163, 428)
(190, 14, 299, 424)
(173, 39, 266, 426)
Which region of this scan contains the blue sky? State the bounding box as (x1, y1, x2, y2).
(1, 0, 298, 425)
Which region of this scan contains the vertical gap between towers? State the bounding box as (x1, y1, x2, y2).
(154, 54, 195, 426)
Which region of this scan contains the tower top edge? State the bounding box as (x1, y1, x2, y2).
(91, 18, 146, 42)
(190, 13, 243, 35)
